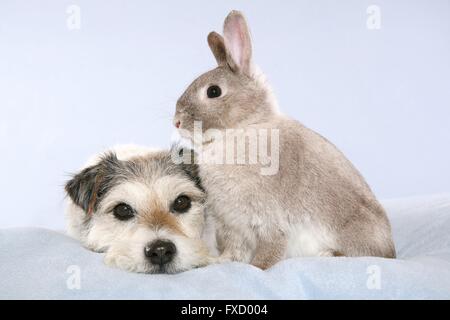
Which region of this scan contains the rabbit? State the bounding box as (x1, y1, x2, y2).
(173, 10, 396, 269)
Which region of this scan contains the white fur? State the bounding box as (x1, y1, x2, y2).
(284, 217, 337, 258)
(65, 145, 212, 274)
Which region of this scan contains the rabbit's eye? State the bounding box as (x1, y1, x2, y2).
(207, 85, 222, 98)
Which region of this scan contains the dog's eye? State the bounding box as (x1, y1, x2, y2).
(207, 85, 221, 98)
(171, 195, 191, 214)
(113, 203, 135, 221)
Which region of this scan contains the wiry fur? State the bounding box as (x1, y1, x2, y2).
(65, 145, 212, 273)
(174, 11, 396, 269)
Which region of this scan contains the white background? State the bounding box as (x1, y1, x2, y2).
(0, 0, 449, 229)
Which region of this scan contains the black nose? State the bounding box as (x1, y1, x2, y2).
(144, 240, 177, 266)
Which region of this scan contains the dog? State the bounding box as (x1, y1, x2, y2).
(65, 145, 212, 274)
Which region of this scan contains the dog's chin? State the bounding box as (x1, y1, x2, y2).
(104, 251, 204, 274)
(145, 262, 200, 274)
(148, 265, 175, 274)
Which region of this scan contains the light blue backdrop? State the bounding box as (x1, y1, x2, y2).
(1, 0, 449, 229)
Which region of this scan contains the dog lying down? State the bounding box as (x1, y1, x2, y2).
(65, 145, 214, 274)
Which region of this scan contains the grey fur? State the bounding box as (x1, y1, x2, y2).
(174, 10, 396, 269)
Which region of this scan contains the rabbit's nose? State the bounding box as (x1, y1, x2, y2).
(173, 115, 182, 128)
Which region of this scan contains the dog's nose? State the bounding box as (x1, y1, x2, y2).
(144, 240, 177, 266)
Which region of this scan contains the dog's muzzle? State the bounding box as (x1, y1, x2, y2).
(144, 240, 177, 266)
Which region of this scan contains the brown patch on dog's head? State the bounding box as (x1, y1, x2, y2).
(86, 172, 104, 215)
(140, 203, 186, 237)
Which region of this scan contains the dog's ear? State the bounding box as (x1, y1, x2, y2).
(169, 144, 204, 193)
(177, 146, 197, 165)
(170, 144, 197, 165)
(178, 148, 204, 193)
(180, 161, 204, 193)
(65, 153, 121, 215)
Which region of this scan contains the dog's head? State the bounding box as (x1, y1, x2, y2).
(65, 147, 209, 274)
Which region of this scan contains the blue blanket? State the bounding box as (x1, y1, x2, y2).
(1, 194, 449, 299)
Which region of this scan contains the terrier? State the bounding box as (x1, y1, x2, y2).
(65, 145, 211, 273)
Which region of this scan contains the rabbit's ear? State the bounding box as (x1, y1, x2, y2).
(208, 31, 227, 66)
(223, 10, 253, 76)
